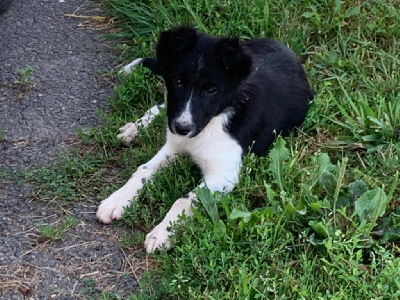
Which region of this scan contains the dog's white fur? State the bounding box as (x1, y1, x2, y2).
(174, 89, 195, 136)
(119, 58, 144, 74)
(97, 104, 242, 253)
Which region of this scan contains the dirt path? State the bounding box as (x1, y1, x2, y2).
(0, 1, 141, 299)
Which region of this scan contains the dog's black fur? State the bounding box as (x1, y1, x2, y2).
(139, 26, 314, 156)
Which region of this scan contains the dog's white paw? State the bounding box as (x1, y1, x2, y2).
(145, 223, 172, 253)
(117, 122, 138, 146)
(96, 195, 131, 224)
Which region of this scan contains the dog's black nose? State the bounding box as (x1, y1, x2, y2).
(174, 122, 192, 136)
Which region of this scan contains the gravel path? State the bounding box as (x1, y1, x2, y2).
(0, 1, 141, 298)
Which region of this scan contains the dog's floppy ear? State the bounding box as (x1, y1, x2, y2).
(141, 58, 163, 75)
(216, 38, 252, 80)
(156, 27, 197, 64)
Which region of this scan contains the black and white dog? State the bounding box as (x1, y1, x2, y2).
(97, 27, 314, 253)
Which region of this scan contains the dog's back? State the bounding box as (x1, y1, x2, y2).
(222, 38, 314, 155)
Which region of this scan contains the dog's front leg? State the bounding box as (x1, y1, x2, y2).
(144, 191, 197, 253)
(145, 156, 242, 253)
(96, 144, 176, 224)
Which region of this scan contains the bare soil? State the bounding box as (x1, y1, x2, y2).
(0, 1, 144, 298)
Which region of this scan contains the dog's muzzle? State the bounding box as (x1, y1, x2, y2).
(171, 119, 195, 137)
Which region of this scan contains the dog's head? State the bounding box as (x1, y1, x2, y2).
(152, 27, 252, 137)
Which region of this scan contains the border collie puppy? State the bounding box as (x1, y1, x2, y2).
(97, 27, 314, 253)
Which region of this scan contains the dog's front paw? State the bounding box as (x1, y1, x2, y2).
(117, 122, 138, 146)
(145, 223, 172, 253)
(96, 195, 131, 224)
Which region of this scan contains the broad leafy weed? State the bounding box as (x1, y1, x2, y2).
(13, 67, 34, 89)
(25, 0, 400, 298)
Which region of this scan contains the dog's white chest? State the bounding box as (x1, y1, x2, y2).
(167, 112, 243, 182)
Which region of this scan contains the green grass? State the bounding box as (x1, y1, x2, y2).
(13, 66, 34, 94)
(23, 0, 400, 298)
(14, 67, 34, 86)
(25, 149, 112, 203)
(37, 216, 79, 240)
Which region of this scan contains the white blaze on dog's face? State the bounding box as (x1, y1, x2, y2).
(154, 27, 252, 137)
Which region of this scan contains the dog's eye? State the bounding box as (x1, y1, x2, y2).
(173, 77, 183, 87)
(206, 86, 217, 95)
